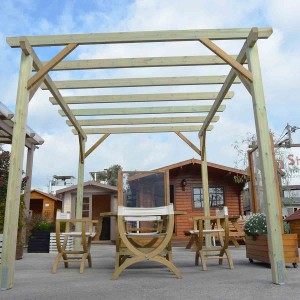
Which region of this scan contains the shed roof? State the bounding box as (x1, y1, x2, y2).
(55, 180, 118, 194)
(154, 158, 249, 176)
(31, 189, 62, 202)
(286, 209, 300, 221)
(0, 102, 44, 149)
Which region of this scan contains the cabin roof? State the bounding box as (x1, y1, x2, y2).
(31, 189, 62, 202)
(286, 209, 300, 221)
(154, 158, 249, 176)
(55, 180, 118, 194)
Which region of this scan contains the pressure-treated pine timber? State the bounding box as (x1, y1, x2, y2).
(1, 120, 37, 140)
(237, 74, 252, 94)
(200, 133, 212, 247)
(50, 91, 234, 105)
(66, 116, 220, 127)
(85, 133, 110, 158)
(60, 105, 226, 117)
(175, 131, 201, 156)
(0, 51, 33, 290)
(39, 55, 242, 71)
(199, 38, 253, 82)
(19, 38, 86, 140)
(27, 43, 78, 90)
(75, 137, 85, 249)
(7, 28, 273, 47)
(247, 40, 285, 285)
(72, 125, 213, 135)
(23, 147, 35, 214)
(198, 28, 259, 138)
(0, 102, 14, 119)
(43, 76, 241, 90)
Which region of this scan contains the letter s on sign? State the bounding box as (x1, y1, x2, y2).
(287, 154, 295, 166)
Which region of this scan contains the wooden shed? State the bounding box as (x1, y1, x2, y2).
(156, 158, 249, 239)
(286, 210, 300, 246)
(30, 190, 62, 221)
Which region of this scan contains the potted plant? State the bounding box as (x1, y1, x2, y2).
(245, 213, 299, 267)
(27, 217, 52, 253)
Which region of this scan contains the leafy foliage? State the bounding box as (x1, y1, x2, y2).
(244, 213, 267, 237)
(92, 164, 122, 186)
(0, 150, 28, 233)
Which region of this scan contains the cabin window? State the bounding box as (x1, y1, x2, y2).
(193, 187, 224, 208)
(82, 197, 90, 217)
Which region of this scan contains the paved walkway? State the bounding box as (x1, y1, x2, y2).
(0, 245, 299, 300)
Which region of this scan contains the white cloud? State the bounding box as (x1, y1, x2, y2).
(1, 0, 299, 188)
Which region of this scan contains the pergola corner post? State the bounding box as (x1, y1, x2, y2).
(75, 135, 86, 249)
(0, 51, 33, 290)
(23, 146, 35, 213)
(200, 132, 211, 247)
(247, 42, 286, 285)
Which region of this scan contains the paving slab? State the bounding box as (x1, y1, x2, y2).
(0, 245, 299, 300)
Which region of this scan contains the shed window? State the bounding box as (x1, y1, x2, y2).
(82, 197, 90, 218)
(193, 187, 224, 208)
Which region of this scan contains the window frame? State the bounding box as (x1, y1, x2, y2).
(191, 186, 225, 210)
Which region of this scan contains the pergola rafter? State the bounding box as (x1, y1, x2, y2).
(1, 27, 285, 289)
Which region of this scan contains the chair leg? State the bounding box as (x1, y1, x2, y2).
(87, 253, 92, 268)
(112, 256, 142, 280)
(62, 253, 69, 268)
(151, 256, 182, 279)
(225, 249, 234, 269)
(186, 235, 194, 249)
(80, 253, 89, 274)
(52, 253, 63, 273)
(199, 250, 207, 271)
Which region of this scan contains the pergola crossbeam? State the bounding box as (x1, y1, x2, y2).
(19, 38, 87, 140)
(59, 105, 226, 117)
(198, 28, 259, 138)
(43, 76, 241, 90)
(66, 116, 220, 127)
(39, 55, 242, 71)
(85, 133, 110, 158)
(50, 91, 234, 105)
(7, 28, 272, 47)
(175, 131, 201, 156)
(73, 125, 213, 135)
(199, 38, 253, 82)
(27, 43, 78, 90)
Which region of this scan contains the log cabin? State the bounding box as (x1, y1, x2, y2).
(155, 158, 249, 239)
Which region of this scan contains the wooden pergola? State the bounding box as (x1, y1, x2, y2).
(1, 27, 285, 288)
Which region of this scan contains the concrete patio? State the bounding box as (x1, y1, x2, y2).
(1, 245, 300, 300)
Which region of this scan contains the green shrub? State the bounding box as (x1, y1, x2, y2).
(34, 220, 51, 231)
(244, 213, 267, 237)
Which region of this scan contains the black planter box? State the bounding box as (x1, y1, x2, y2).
(28, 230, 50, 253)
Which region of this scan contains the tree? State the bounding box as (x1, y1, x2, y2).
(232, 132, 299, 185)
(91, 164, 122, 186)
(0, 150, 28, 233)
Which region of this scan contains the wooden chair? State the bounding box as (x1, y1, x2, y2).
(52, 214, 98, 274)
(112, 204, 182, 279)
(194, 207, 234, 271)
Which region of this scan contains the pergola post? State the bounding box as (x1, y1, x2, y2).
(23, 146, 35, 213)
(247, 42, 286, 284)
(200, 132, 211, 246)
(0, 51, 33, 290)
(75, 136, 86, 248)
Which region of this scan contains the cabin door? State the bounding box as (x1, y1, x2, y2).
(92, 195, 111, 240)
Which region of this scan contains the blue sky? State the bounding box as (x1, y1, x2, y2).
(1, 0, 299, 188)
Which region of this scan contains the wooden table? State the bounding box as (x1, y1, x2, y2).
(185, 215, 245, 249)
